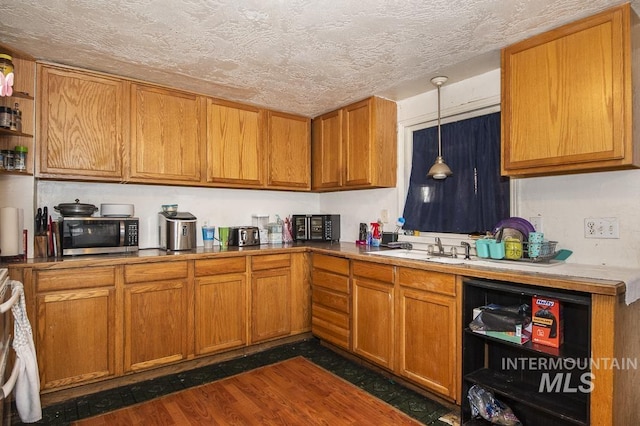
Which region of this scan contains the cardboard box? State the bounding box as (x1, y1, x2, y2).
(472, 307, 532, 344)
(532, 296, 563, 348)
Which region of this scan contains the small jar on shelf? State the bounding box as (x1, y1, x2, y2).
(2, 149, 14, 171)
(13, 103, 21, 132)
(0, 106, 10, 129)
(14, 145, 27, 171)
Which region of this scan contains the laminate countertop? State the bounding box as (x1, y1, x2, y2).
(4, 241, 636, 301)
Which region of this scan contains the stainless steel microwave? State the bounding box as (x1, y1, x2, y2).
(60, 217, 139, 255)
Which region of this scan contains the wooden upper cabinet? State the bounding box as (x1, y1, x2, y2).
(265, 110, 311, 190)
(311, 109, 343, 189)
(312, 96, 397, 191)
(129, 83, 202, 184)
(205, 98, 263, 186)
(502, 4, 640, 177)
(37, 64, 128, 180)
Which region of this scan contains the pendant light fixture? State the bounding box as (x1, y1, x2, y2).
(427, 76, 453, 180)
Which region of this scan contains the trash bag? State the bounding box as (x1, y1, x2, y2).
(468, 385, 522, 426)
(469, 304, 531, 332)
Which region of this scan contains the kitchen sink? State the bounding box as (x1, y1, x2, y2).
(366, 250, 465, 264)
(422, 256, 466, 265)
(366, 250, 431, 261)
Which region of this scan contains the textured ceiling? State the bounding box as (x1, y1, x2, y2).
(0, 0, 636, 117)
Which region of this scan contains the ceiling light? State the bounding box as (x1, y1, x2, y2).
(427, 76, 452, 180)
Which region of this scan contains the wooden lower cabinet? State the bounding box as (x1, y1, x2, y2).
(123, 261, 190, 372)
(352, 261, 395, 369)
(35, 267, 117, 390)
(250, 254, 292, 343)
(397, 268, 458, 400)
(194, 257, 248, 355)
(311, 253, 351, 350)
(25, 252, 310, 392)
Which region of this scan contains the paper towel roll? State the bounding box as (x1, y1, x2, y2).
(0, 207, 22, 256)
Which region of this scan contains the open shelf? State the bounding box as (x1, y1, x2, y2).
(463, 328, 587, 359)
(461, 277, 591, 426)
(465, 368, 588, 425)
(0, 128, 33, 138)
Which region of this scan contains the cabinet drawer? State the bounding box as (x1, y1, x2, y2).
(312, 304, 350, 330)
(36, 267, 116, 291)
(124, 261, 188, 283)
(397, 267, 456, 296)
(252, 254, 291, 271)
(312, 287, 349, 313)
(352, 260, 394, 284)
(312, 269, 349, 294)
(312, 254, 349, 275)
(195, 256, 246, 276)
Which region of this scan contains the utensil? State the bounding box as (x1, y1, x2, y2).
(35, 207, 42, 235)
(42, 206, 48, 233)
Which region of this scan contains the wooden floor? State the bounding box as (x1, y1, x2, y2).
(72, 357, 423, 425)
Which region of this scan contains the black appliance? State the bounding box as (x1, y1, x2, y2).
(292, 214, 340, 242)
(60, 217, 139, 255)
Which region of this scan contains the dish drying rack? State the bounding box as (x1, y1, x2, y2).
(519, 240, 558, 263)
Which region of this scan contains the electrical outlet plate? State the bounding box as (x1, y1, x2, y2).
(529, 216, 543, 232)
(380, 209, 389, 223)
(584, 217, 619, 239)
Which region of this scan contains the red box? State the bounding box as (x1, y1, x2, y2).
(532, 296, 563, 348)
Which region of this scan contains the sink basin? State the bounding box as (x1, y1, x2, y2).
(367, 250, 465, 264)
(422, 256, 466, 265)
(366, 250, 430, 261)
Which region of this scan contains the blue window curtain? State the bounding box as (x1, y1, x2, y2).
(402, 112, 509, 234)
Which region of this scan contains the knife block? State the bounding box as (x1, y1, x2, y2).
(34, 235, 48, 258)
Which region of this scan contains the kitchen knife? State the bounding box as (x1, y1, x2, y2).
(35, 207, 42, 235)
(42, 206, 48, 235)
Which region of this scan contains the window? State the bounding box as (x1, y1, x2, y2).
(402, 112, 509, 234)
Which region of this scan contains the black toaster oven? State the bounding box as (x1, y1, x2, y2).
(292, 214, 340, 242)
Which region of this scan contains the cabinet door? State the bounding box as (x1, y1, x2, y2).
(251, 268, 292, 343)
(35, 267, 117, 390)
(502, 5, 633, 176)
(343, 99, 372, 187)
(265, 110, 310, 190)
(130, 84, 201, 184)
(195, 273, 247, 355)
(311, 109, 343, 190)
(124, 280, 188, 372)
(342, 97, 397, 188)
(352, 277, 394, 369)
(205, 98, 263, 186)
(398, 287, 456, 399)
(37, 65, 127, 180)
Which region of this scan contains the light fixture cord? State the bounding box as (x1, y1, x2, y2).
(437, 83, 442, 157)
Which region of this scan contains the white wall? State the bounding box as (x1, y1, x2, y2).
(0, 175, 35, 256)
(37, 181, 320, 249)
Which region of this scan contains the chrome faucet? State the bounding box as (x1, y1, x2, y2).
(435, 237, 444, 254)
(461, 241, 471, 260)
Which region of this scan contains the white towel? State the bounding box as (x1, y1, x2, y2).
(9, 280, 42, 423)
